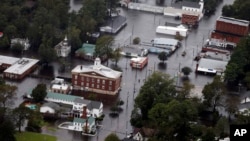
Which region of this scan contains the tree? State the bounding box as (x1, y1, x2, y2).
(0, 84, 17, 109)
(27, 111, 44, 132)
(38, 41, 56, 64)
(95, 35, 114, 66)
(202, 127, 215, 141)
(0, 117, 16, 141)
(215, 117, 229, 137)
(11, 43, 24, 53)
(80, 0, 106, 25)
(148, 99, 198, 141)
(12, 106, 31, 132)
(225, 95, 240, 121)
(181, 66, 192, 77)
(31, 83, 47, 103)
(133, 37, 141, 45)
(135, 72, 176, 120)
(178, 81, 195, 99)
(202, 76, 226, 112)
(158, 51, 168, 63)
(111, 48, 122, 66)
(104, 133, 120, 141)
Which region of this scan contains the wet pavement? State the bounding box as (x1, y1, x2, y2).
(5, 0, 236, 141)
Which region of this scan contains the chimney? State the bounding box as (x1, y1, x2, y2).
(81, 106, 87, 119)
(80, 65, 83, 70)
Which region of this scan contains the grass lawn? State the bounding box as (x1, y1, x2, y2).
(15, 132, 57, 141)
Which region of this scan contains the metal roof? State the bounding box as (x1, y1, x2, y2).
(73, 117, 95, 124)
(217, 16, 249, 27)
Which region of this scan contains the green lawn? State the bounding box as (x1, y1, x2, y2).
(15, 132, 57, 141)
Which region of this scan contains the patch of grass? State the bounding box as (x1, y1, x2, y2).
(15, 132, 57, 141)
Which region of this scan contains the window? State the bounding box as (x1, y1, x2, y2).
(109, 81, 112, 85)
(86, 77, 89, 82)
(97, 85, 100, 89)
(91, 84, 94, 88)
(74, 81, 77, 85)
(81, 82, 84, 86)
(109, 86, 112, 91)
(92, 78, 95, 82)
(75, 75, 78, 79)
(97, 79, 100, 83)
(102, 80, 105, 84)
(81, 77, 84, 81)
(102, 86, 105, 89)
(86, 83, 89, 87)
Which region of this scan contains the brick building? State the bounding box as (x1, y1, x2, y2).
(181, 13, 199, 25)
(210, 16, 249, 47)
(71, 58, 122, 95)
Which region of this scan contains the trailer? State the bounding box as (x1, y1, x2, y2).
(130, 57, 148, 69)
(156, 25, 188, 37)
(151, 38, 181, 52)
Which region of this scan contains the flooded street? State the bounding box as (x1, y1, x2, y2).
(4, 0, 236, 140)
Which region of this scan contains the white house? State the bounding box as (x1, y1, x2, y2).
(40, 102, 60, 114)
(182, 0, 204, 13)
(11, 38, 30, 50)
(43, 92, 103, 118)
(73, 98, 103, 118)
(54, 36, 71, 57)
(50, 78, 71, 94)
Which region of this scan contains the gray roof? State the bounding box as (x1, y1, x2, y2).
(87, 101, 102, 110)
(74, 98, 91, 104)
(217, 16, 249, 27)
(41, 102, 60, 110)
(182, 1, 201, 8)
(74, 98, 102, 110)
(46, 92, 80, 102)
(198, 58, 228, 73)
(171, 0, 201, 9)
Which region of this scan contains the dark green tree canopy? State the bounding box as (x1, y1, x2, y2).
(135, 72, 176, 120)
(181, 66, 192, 76)
(104, 133, 120, 141)
(158, 51, 168, 63)
(31, 83, 47, 103)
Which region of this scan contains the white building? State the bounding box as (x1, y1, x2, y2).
(43, 92, 103, 118)
(11, 38, 30, 50)
(50, 78, 71, 94)
(54, 36, 71, 57)
(151, 38, 181, 52)
(40, 102, 60, 114)
(156, 25, 188, 37)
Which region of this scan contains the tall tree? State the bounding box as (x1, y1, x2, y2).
(135, 72, 176, 120)
(111, 47, 122, 66)
(0, 84, 17, 109)
(80, 0, 107, 25)
(95, 35, 114, 66)
(38, 39, 56, 64)
(12, 106, 31, 132)
(31, 83, 47, 103)
(149, 99, 198, 141)
(202, 76, 226, 112)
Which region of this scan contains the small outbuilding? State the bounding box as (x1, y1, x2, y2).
(40, 102, 60, 114)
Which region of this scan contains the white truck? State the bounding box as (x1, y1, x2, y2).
(156, 25, 188, 37)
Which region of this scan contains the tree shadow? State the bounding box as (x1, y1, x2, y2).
(157, 62, 167, 70)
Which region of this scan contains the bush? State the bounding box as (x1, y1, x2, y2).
(133, 37, 141, 44)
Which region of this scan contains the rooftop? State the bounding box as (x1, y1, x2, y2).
(217, 16, 249, 27)
(72, 58, 122, 79)
(131, 57, 148, 63)
(198, 58, 228, 73)
(46, 92, 80, 102)
(74, 98, 102, 110)
(4, 58, 39, 75)
(52, 83, 70, 91)
(73, 117, 95, 124)
(41, 102, 60, 111)
(0, 55, 20, 65)
(171, 0, 202, 9)
(152, 38, 179, 46)
(75, 43, 96, 56)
